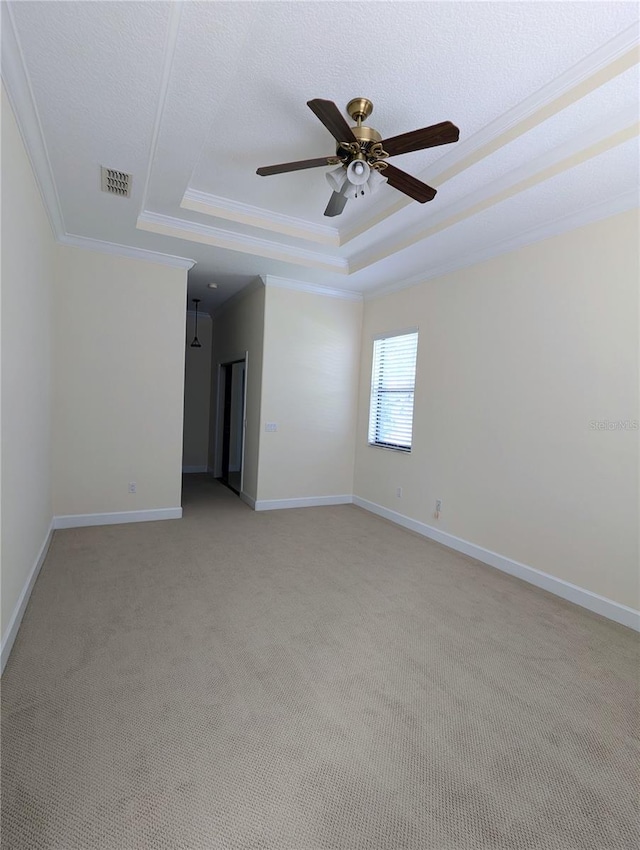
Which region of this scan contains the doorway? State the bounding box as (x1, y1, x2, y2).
(219, 358, 246, 495)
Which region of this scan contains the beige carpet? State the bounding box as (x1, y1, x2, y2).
(2, 475, 638, 849)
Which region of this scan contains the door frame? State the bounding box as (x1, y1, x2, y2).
(214, 351, 248, 495)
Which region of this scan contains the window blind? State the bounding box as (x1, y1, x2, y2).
(368, 330, 418, 451)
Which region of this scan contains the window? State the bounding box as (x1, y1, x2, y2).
(368, 329, 419, 452)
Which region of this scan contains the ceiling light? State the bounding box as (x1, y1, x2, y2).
(342, 182, 361, 201)
(207, 282, 218, 289)
(368, 168, 388, 191)
(346, 158, 370, 186)
(326, 166, 347, 193)
(341, 165, 388, 200)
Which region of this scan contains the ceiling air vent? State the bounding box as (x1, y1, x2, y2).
(101, 167, 132, 198)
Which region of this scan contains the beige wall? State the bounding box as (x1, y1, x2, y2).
(355, 210, 639, 609)
(53, 246, 187, 516)
(257, 285, 362, 502)
(210, 281, 265, 500)
(1, 84, 55, 640)
(183, 312, 212, 470)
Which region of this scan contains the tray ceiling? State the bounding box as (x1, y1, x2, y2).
(2, 1, 638, 312)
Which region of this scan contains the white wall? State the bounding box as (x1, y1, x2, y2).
(53, 246, 187, 517)
(1, 84, 55, 652)
(257, 284, 362, 503)
(354, 210, 639, 610)
(210, 281, 265, 500)
(183, 312, 212, 471)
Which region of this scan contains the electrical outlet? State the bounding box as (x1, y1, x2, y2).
(435, 499, 442, 514)
(396, 487, 402, 498)
(128, 481, 136, 494)
(265, 422, 278, 432)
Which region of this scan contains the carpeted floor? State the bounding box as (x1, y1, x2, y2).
(2, 475, 638, 849)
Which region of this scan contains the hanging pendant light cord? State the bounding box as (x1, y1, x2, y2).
(190, 298, 202, 348)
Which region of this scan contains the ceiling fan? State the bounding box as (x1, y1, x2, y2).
(256, 98, 459, 217)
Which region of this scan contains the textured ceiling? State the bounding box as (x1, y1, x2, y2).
(3, 1, 639, 313)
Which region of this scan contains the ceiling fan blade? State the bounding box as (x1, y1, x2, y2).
(324, 191, 348, 217)
(383, 164, 437, 203)
(381, 121, 459, 157)
(256, 156, 337, 176)
(307, 99, 357, 144)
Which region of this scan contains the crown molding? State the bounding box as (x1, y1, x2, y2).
(262, 275, 363, 302)
(181, 188, 341, 247)
(342, 21, 640, 245)
(350, 108, 639, 274)
(59, 233, 196, 270)
(365, 189, 639, 300)
(139, 1, 183, 213)
(137, 210, 349, 274)
(1, 2, 65, 238)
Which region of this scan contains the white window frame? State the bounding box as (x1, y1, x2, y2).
(367, 328, 419, 453)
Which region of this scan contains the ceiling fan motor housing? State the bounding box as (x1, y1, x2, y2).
(337, 125, 383, 160)
(333, 97, 383, 161)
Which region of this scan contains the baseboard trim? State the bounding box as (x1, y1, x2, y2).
(53, 508, 182, 529)
(353, 496, 640, 632)
(182, 465, 208, 474)
(254, 495, 353, 511)
(239, 492, 256, 509)
(1, 520, 55, 674)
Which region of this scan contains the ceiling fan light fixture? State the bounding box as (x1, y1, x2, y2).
(257, 98, 457, 217)
(367, 167, 388, 193)
(342, 182, 362, 200)
(326, 166, 347, 193)
(346, 158, 370, 186)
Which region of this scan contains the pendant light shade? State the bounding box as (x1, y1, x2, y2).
(368, 168, 388, 191)
(342, 164, 389, 200)
(346, 159, 370, 186)
(190, 298, 202, 348)
(327, 158, 388, 203)
(342, 181, 361, 200)
(326, 166, 348, 193)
